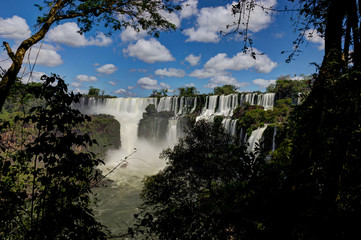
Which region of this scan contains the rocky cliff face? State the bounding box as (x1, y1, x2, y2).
(80, 114, 121, 156)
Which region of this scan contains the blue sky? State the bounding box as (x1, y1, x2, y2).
(0, 0, 324, 97)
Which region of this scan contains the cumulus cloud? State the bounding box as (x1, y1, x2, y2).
(109, 81, 117, 85)
(123, 38, 175, 63)
(184, 83, 195, 87)
(71, 82, 82, 87)
(47, 22, 112, 47)
(73, 88, 88, 94)
(204, 50, 277, 73)
(183, 0, 276, 43)
(252, 78, 276, 88)
(160, 82, 171, 89)
(76, 74, 98, 82)
(24, 43, 63, 67)
(113, 88, 127, 94)
(159, 9, 181, 28)
(137, 77, 158, 89)
(19, 71, 47, 84)
(96, 63, 118, 74)
(155, 68, 185, 77)
(180, 0, 198, 19)
(137, 77, 170, 89)
(0, 15, 31, 40)
(305, 29, 325, 50)
(189, 68, 227, 79)
(204, 75, 249, 88)
(120, 27, 147, 42)
(190, 49, 277, 79)
(185, 53, 201, 66)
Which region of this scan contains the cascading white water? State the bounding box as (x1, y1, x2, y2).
(272, 125, 277, 152)
(167, 118, 179, 146)
(77, 97, 171, 234)
(76, 92, 276, 234)
(190, 97, 197, 113)
(247, 124, 268, 153)
(257, 93, 275, 110)
(222, 118, 237, 136)
(196, 95, 218, 121)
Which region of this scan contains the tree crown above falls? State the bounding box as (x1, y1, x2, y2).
(0, 0, 180, 111)
(213, 84, 238, 95)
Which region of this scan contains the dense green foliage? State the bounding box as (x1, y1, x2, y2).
(266, 75, 310, 100)
(88, 86, 101, 96)
(133, 121, 245, 239)
(81, 114, 121, 157)
(138, 104, 174, 142)
(0, 75, 106, 239)
(178, 87, 199, 97)
(149, 89, 168, 98)
(232, 99, 292, 137)
(213, 85, 238, 95)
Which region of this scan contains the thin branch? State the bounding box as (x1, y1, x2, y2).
(3, 42, 16, 62)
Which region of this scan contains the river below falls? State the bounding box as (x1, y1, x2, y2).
(92, 145, 167, 236)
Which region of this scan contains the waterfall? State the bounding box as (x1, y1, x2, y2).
(272, 125, 277, 152)
(257, 93, 275, 110)
(222, 118, 237, 136)
(196, 95, 218, 121)
(190, 97, 197, 113)
(247, 124, 268, 153)
(217, 94, 238, 117)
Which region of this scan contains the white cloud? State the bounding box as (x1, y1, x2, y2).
(114, 88, 127, 94)
(252, 78, 276, 88)
(73, 88, 88, 94)
(120, 27, 147, 42)
(290, 75, 305, 81)
(76, 74, 98, 82)
(185, 54, 201, 66)
(189, 68, 227, 79)
(305, 29, 325, 50)
(0, 15, 31, 40)
(160, 82, 171, 89)
(183, 0, 276, 43)
(155, 68, 185, 77)
(204, 50, 277, 73)
(109, 81, 117, 85)
(137, 77, 158, 89)
(24, 43, 63, 67)
(180, 0, 198, 19)
(184, 83, 195, 87)
(159, 9, 181, 28)
(47, 22, 112, 47)
(71, 82, 82, 87)
(204, 75, 249, 88)
(190, 49, 277, 79)
(124, 38, 175, 63)
(137, 77, 170, 89)
(96, 63, 118, 74)
(128, 86, 135, 90)
(20, 71, 46, 84)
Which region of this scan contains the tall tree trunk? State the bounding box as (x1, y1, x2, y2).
(0, 0, 64, 112)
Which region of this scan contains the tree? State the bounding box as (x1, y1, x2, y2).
(149, 89, 168, 98)
(88, 86, 101, 96)
(0, 0, 181, 111)
(273, 1, 361, 238)
(178, 86, 199, 97)
(266, 75, 310, 100)
(213, 84, 238, 95)
(0, 74, 106, 239)
(132, 120, 290, 239)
